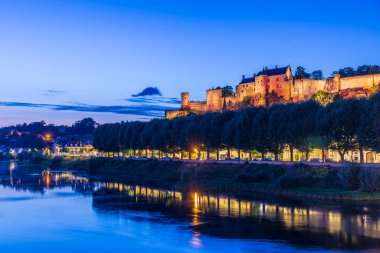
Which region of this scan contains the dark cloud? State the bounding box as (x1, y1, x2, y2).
(132, 87, 162, 97)
(0, 101, 178, 117)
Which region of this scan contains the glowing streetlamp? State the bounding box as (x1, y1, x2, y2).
(44, 133, 53, 142)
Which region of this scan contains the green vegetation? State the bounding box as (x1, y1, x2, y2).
(0, 118, 97, 150)
(312, 90, 341, 106)
(87, 158, 380, 200)
(332, 64, 380, 77)
(94, 93, 380, 163)
(294, 64, 380, 80)
(294, 66, 324, 80)
(0, 152, 15, 161)
(17, 151, 47, 164)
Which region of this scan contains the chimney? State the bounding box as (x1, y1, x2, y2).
(265, 66, 268, 71)
(275, 65, 278, 69)
(242, 75, 245, 80)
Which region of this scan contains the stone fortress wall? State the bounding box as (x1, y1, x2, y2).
(165, 65, 380, 119)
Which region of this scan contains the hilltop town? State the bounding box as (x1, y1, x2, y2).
(166, 65, 380, 119)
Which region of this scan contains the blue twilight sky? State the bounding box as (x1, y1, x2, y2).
(0, 0, 379, 126)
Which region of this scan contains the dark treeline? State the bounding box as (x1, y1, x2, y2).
(0, 118, 98, 149)
(333, 64, 380, 78)
(93, 93, 380, 162)
(293, 64, 380, 80)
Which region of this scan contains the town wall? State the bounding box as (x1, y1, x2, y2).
(292, 79, 325, 101)
(340, 74, 380, 90)
(221, 96, 238, 110)
(188, 101, 207, 113)
(165, 110, 189, 120)
(374, 74, 380, 85)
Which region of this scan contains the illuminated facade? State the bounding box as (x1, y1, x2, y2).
(165, 65, 380, 119)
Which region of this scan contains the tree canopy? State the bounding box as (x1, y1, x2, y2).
(93, 94, 380, 162)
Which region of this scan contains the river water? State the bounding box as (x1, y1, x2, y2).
(0, 161, 379, 253)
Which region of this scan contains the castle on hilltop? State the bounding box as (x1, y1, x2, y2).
(165, 65, 380, 119)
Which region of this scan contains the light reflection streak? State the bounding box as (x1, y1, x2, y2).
(106, 179, 380, 241)
(8, 169, 380, 245)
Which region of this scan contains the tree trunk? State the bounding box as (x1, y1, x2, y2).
(216, 149, 219, 160)
(359, 146, 364, 163)
(249, 152, 252, 161)
(274, 152, 279, 161)
(207, 150, 210, 160)
(338, 150, 345, 162)
(290, 146, 294, 162)
(261, 152, 265, 160)
(189, 151, 192, 160)
(305, 150, 309, 161)
(227, 149, 231, 159)
(133, 150, 136, 157)
(322, 148, 325, 162)
(238, 149, 241, 160)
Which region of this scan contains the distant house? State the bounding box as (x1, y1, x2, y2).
(53, 139, 96, 156)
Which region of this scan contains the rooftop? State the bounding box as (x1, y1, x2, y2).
(240, 66, 288, 84)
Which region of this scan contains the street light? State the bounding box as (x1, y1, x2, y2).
(44, 133, 52, 141)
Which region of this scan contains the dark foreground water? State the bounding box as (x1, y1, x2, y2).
(1, 162, 380, 252)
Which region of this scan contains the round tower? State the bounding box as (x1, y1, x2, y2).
(181, 92, 189, 109)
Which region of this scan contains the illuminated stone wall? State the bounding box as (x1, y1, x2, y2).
(165, 71, 380, 119)
(339, 74, 380, 90)
(221, 96, 238, 110)
(188, 101, 207, 113)
(206, 89, 223, 111)
(181, 92, 189, 109)
(292, 79, 325, 102)
(165, 110, 189, 119)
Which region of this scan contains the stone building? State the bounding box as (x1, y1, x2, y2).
(165, 65, 380, 119)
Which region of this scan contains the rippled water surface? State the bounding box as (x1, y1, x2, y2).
(0, 161, 379, 252)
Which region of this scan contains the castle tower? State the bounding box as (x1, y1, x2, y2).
(206, 89, 222, 111)
(181, 92, 189, 109)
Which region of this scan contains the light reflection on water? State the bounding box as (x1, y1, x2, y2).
(0, 162, 380, 252)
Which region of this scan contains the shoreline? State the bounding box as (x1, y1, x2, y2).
(81, 157, 380, 201)
(6, 157, 380, 201)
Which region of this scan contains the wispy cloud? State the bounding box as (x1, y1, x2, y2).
(42, 89, 65, 96)
(0, 101, 178, 117)
(0, 86, 181, 119)
(126, 96, 180, 104)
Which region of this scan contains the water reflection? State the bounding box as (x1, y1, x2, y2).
(0, 162, 92, 194)
(1, 162, 380, 251)
(94, 180, 380, 250)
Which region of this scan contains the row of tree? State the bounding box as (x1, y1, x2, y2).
(333, 65, 380, 78)
(294, 64, 380, 80)
(93, 93, 380, 162)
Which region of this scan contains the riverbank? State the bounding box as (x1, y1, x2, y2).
(84, 157, 380, 201)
